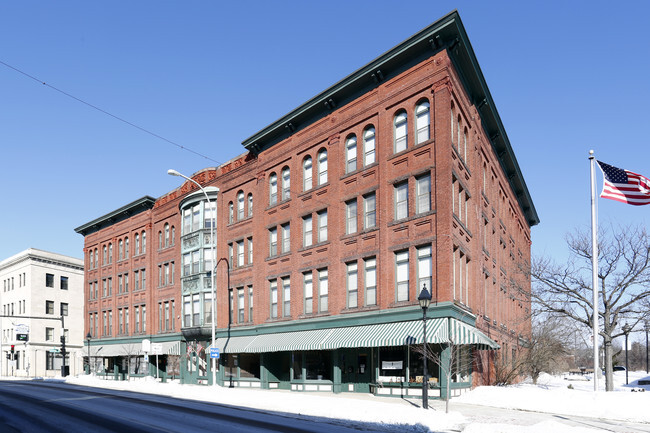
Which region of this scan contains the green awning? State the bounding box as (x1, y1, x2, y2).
(211, 319, 498, 354)
(449, 318, 500, 349)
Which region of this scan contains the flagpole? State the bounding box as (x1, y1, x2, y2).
(589, 150, 599, 392)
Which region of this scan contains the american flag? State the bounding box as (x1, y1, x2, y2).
(597, 160, 650, 205)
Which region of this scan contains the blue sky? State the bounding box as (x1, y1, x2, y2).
(1, 1, 649, 262)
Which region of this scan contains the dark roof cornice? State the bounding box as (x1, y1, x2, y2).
(74, 196, 157, 236)
(241, 10, 539, 227)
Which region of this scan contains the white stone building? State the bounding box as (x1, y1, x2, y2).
(0, 249, 84, 377)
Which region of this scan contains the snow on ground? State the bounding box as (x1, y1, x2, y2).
(57, 371, 650, 433)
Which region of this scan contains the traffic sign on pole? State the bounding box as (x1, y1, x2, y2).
(210, 348, 220, 359)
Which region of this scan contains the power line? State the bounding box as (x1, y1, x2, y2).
(0, 59, 221, 164)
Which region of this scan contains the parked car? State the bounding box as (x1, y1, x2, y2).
(613, 365, 626, 371)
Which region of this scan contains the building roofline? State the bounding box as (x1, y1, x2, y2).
(74, 196, 157, 237)
(0, 248, 83, 270)
(241, 10, 539, 227)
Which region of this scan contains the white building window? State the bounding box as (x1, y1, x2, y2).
(416, 173, 431, 214)
(396, 250, 409, 302)
(364, 193, 376, 230)
(269, 228, 278, 257)
(347, 262, 358, 309)
(318, 149, 328, 185)
(281, 223, 291, 253)
(415, 101, 430, 144)
(303, 215, 313, 247)
(394, 111, 408, 153)
(270, 279, 278, 319)
(394, 182, 408, 220)
(283, 277, 291, 317)
(282, 167, 290, 201)
(318, 269, 328, 313)
(417, 245, 432, 294)
(303, 156, 312, 191)
(304, 272, 313, 314)
(318, 210, 328, 242)
(237, 191, 245, 221)
(269, 173, 278, 206)
(345, 135, 357, 173)
(363, 127, 375, 166)
(346, 199, 357, 235)
(365, 257, 377, 306)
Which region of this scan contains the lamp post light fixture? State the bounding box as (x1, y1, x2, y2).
(417, 283, 432, 409)
(623, 323, 632, 385)
(86, 332, 92, 375)
(168, 169, 218, 387)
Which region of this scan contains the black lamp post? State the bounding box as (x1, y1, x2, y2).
(86, 332, 92, 375)
(623, 323, 631, 385)
(418, 283, 432, 409)
(643, 320, 650, 374)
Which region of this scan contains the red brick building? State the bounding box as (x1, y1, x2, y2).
(76, 11, 537, 398)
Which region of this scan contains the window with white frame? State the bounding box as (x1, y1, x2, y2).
(346, 262, 358, 308)
(142, 231, 146, 253)
(192, 205, 200, 232)
(318, 149, 328, 185)
(183, 208, 191, 234)
(135, 233, 140, 255)
(269, 173, 278, 206)
(318, 269, 328, 312)
(363, 127, 375, 166)
(453, 246, 469, 304)
(237, 240, 244, 267)
(365, 257, 377, 306)
(281, 223, 290, 253)
(304, 272, 313, 314)
(247, 237, 253, 264)
(394, 111, 408, 153)
(164, 223, 170, 247)
(452, 175, 469, 227)
(205, 201, 216, 229)
(125, 237, 129, 258)
(345, 199, 357, 235)
(364, 192, 376, 230)
(270, 279, 278, 319)
(303, 156, 312, 191)
(318, 210, 328, 242)
(119, 239, 124, 260)
(282, 167, 290, 201)
(191, 251, 200, 274)
(204, 292, 213, 324)
(395, 250, 409, 302)
(238, 288, 245, 323)
(417, 245, 432, 294)
(228, 202, 234, 224)
(394, 182, 408, 220)
(345, 135, 357, 173)
(282, 277, 291, 317)
(416, 173, 431, 214)
(248, 193, 253, 217)
(415, 100, 430, 144)
(248, 286, 254, 321)
(303, 215, 313, 247)
(269, 228, 278, 257)
(237, 191, 245, 221)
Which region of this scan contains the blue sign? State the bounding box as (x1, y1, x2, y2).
(210, 348, 220, 359)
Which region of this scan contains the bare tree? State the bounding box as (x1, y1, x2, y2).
(523, 317, 571, 384)
(530, 224, 650, 391)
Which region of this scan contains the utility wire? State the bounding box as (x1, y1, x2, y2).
(0, 59, 221, 164)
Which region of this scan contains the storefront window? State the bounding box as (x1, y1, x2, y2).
(292, 352, 303, 380)
(225, 354, 237, 377)
(408, 344, 439, 384)
(239, 353, 260, 379)
(379, 347, 405, 382)
(305, 351, 331, 380)
(453, 346, 471, 382)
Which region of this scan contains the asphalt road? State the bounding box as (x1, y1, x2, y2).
(0, 380, 407, 433)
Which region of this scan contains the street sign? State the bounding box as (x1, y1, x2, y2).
(210, 347, 220, 359)
(16, 324, 29, 334)
(49, 348, 60, 353)
(142, 339, 151, 353)
(150, 343, 163, 355)
(16, 334, 29, 342)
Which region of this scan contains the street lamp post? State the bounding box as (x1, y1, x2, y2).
(168, 169, 218, 387)
(643, 320, 650, 374)
(418, 283, 432, 409)
(86, 332, 92, 374)
(623, 323, 631, 385)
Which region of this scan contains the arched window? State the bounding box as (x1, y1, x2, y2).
(142, 231, 146, 253)
(282, 167, 290, 201)
(164, 223, 170, 247)
(119, 239, 124, 260)
(237, 191, 245, 220)
(171, 226, 175, 245)
(457, 115, 462, 154)
(394, 111, 408, 153)
(415, 101, 430, 144)
(345, 135, 357, 173)
(95, 249, 98, 266)
(89, 251, 93, 269)
(269, 173, 278, 205)
(108, 243, 113, 264)
(158, 231, 163, 248)
(450, 104, 455, 149)
(125, 237, 129, 258)
(103, 246, 107, 265)
(303, 156, 313, 191)
(228, 201, 234, 224)
(135, 233, 140, 255)
(363, 127, 375, 167)
(463, 127, 468, 162)
(248, 193, 253, 217)
(317, 149, 328, 185)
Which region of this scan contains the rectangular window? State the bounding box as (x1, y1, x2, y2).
(453, 246, 470, 304)
(416, 174, 431, 214)
(46, 273, 54, 288)
(303, 215, 313, 247)
(142, 306, 146, 333)
(395, 182, 408, 220)
(282, 277, 291, 317)
(318, 269, 328, 313)
(417, 245, 432, 293)
(183, 295, 191, 327)
(135, 306, 140, 333)
(364, 193, 376, 230)
(238, 288, 245, 323)
(396, 250, 409, 302)
(304, 272, 313, 314)
(118, 274, 123, 293)
(248, 286, 254, 322)
(46, 327, 54, 341)
(281, 224, 290, 253)
(60, 276, 68, 290)
(60, 302, 68, 316)
(192, 205, 200, 232)
(183, 208, 192, 235)
(248, 238, 253, 264)
(204, 292, 213, 325)
(141, 269, 146, 292)
(192, 251, 200, 274)
(192, 294, 200, 327)
(108, 310, 113, 335)
(365, 257, 377, 306)
(318, 210, 328, 243)
(237, 240, 244, 267)
(347, 262, 358, 308)
(269, 228, 278, 257)
(108, 277, 112, 295)
(183, 253, 190, 276)
(270, 279, 278, 319)
(46, 300, 54, 315)
(164, 302, 170, 331)
(119, 309, 124, 334)
(345, 200, 357, 235)
(124, 272, 129, 292)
